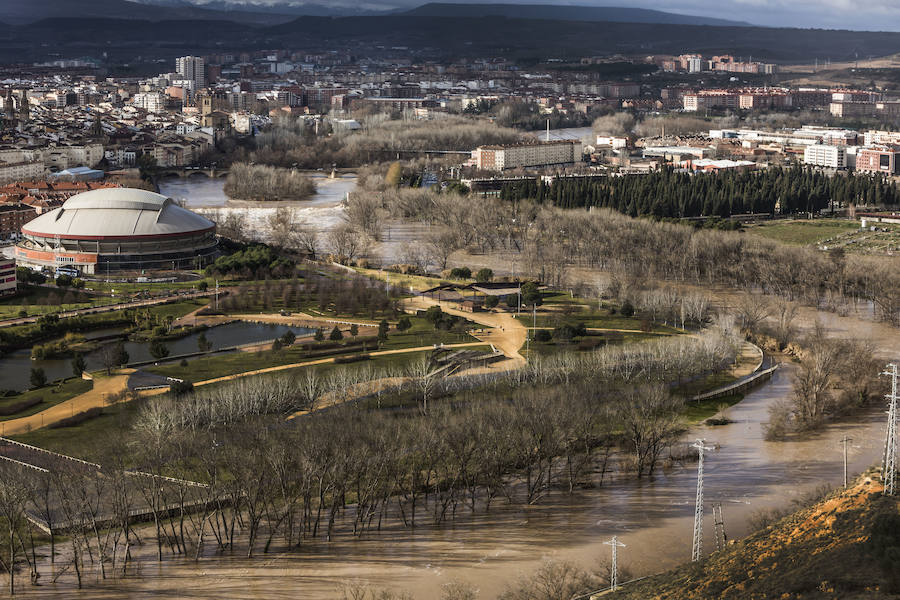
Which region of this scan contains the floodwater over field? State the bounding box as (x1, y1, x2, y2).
(22, 305, 900, 600)
(0, 321, 310, 393)
(157, 173, 355, 238)
(529, 126, 595, 142)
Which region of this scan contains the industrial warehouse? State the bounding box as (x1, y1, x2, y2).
(14, 187, 218, 274)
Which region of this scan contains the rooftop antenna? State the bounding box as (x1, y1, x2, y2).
(692, 439, 715, 562)
(603, 536, 626, 592)
(882, 363, 898, 496)
(712, 502, 726, 552)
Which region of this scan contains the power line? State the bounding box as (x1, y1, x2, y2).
(692, 439, 715, 562)
(603, 535, 626, 592)
(840, 435, 852, 488)
(882, 363, 898, 496)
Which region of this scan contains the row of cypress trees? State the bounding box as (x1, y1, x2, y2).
(498, 166, 899, 218)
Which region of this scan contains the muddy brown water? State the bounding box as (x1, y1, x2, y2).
(23, 342, 897, 598)
(14, 223, 899, 597)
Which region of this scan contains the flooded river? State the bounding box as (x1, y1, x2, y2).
(11, 174, 898, 598)
(22, 303, 898, 599)
(157, 173, 355, 238)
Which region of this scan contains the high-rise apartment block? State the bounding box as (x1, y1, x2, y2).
(803, 144, 847, 169)
(175, 56, 206, 92)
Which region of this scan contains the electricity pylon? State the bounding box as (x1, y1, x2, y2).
(692, 439, 715, 562)
(883, 363, 898, 496)
(603, 535, 626, 591)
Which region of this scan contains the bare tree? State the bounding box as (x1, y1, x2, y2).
(327, 224, 370, 263)
(426, 228, 461, 271)
(735, 292, 770, 331)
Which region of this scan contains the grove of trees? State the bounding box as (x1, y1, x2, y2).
(498, 166, 899, 217)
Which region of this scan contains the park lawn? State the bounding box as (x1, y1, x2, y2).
(0, 377, 93, 422)
(0, 285, 119, 319)
(11, 398, 140, 458)
(141, 297, 210, 320)
(145, 316, 478, 382)
(524, 331, 662, 357)
(747, 219, 857, 246)
(84, 278, 210, 296)
(378, 315, 480, 350)
(351, 266, 454, 292)
(517, 311, 680, 334)
(142, 343, 357, 381)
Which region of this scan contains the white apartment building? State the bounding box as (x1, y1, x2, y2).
(864, 130, 900, 146)
(0, 160, 46, 184)
(0, 143, 102, 181)
(472, 140, 582, 170)
(804, 144, 847, 169)
(132, 92, 166, 113)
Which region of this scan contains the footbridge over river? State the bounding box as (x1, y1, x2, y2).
(156, 166, 230, 179)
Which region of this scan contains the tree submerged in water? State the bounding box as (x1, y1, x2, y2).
(224, 163, 316, 201)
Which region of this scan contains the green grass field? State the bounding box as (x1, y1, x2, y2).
(12, 351, 438, 458)
(146, 315, 479, 382)
(517, 312, 680, 334)
(0, 377, 93, 422)
(0, 285, 122, 319)
(747, 219, 858, 246)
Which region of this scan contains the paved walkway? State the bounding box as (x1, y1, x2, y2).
(139, 342, 489, 396)
(1, 371, 134, 436)
(0, 292, 210, 328)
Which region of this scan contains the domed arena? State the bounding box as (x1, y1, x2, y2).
(15, 188, 218, 275)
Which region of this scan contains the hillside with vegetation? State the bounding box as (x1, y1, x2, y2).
(615, 473, 900, 599)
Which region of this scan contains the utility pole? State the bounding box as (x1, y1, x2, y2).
(603, 535, 626, 592)
(692, 439, 715, 562)
(712, 503, 726, 552)
(840, 435, 852, 488)
(882, 363, 898, 496)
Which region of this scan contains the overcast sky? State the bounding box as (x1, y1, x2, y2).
(199, 0, 900, 31)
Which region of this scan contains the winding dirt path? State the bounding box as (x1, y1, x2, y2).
(402, 297, 527, 370)
(1, 371, 133, 436)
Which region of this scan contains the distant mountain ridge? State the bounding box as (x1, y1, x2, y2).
(401, 2, 752, 27)
(0, 0, 294, 25)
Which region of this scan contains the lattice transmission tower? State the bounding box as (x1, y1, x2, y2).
(883, 363, 898, 496)
(603, 535, 626, 592)
(692, 439, 715, 562)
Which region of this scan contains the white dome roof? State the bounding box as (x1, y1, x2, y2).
(23, 188, 215, 240)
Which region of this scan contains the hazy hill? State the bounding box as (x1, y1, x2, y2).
(0, 0, 289, 25)
(402, 2, 750, 27)
(5, 13, 900, 65)
(263, 16, 900, 62)
(615, 473, 900, 599)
